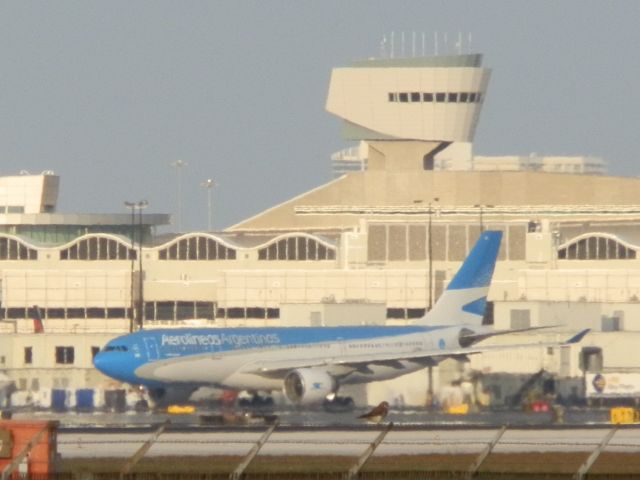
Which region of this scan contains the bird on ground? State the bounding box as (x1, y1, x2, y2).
(358, 401, 389, 423)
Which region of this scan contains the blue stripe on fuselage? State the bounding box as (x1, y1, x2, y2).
(95, 325, 448, 387)
(125, 325, 443, 359)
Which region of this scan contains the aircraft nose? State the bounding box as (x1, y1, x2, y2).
(93, 351, 127, 381)
(92, 351, 109, 375)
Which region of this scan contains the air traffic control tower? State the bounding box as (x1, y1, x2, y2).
(229, 53, 492, 232)
(326, 54, 490, 172)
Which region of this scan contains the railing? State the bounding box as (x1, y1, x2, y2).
(51, 423, 640, 479)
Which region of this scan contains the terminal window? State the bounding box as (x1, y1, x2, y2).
(24, 347, 32, 365)
(557, 235, 637, 260)
(510, 309, 530, 329)
(59, 236, 135, 261)
(55, 346, 74, 365)
(157, 236, 237, 261)
(0, 237, 37, 260)
(257, 236, 335, 261)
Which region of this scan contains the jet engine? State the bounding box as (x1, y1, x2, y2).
(283, 368, 337, 405)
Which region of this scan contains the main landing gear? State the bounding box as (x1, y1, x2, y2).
(323, 395, 355, 413)
(237, 393, 275, 410)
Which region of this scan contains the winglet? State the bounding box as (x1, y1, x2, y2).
(564, 329, 590, 345)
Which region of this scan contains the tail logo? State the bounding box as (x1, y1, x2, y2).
(462, 297, 487, 316)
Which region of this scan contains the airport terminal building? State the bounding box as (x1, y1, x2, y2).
(1, 53, 638, 408)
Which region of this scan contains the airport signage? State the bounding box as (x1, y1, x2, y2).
(586, 372, 640, 397)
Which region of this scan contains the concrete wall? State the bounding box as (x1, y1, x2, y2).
(279, 303, 386, 326)
(0, 332, 115, 393)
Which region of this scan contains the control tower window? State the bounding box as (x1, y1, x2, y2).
(469, 93, 477, 102)
(435, 93, 446, 103)
(460, 92, 469, 102)
(388, 93, 396, 102)
(423, 93, 433, 102)
(410, 92, 420, 102)
(448, 93, 458, 102)
(399, 93, 408, 103)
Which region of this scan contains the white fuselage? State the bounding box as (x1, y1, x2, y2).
(132, 327, 462, 391)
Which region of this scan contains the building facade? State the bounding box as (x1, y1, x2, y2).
(0, 52, 635, 407)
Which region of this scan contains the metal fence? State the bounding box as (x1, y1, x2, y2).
(42, 422, 640, 480)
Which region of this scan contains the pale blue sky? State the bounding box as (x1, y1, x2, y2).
(2, 1, 639, 230)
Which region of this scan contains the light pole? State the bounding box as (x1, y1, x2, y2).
(427, 197, 440, 311)
(474, 204, 494, 233)
(125, 200, 148, 331)
(200, 178, 216, 231)
(125, 202, 135, 333)
(426, 197, 439, 410)
(170, 160, 188, 232)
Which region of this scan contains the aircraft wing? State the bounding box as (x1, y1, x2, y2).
(243, 329, 590, 378)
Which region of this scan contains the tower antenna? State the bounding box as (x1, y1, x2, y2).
(412, 31, 416, 57)
(390, 31, 395, 59)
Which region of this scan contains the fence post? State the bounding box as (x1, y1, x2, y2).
(119, 419, 170, 478)
(574, 426, 618, 480)
(465, 424, 507, 479)
(0, 425, 48, 480)
(346, 422, 394, 480)
(230, 419, 279, 480)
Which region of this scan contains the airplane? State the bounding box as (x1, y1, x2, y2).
(93, 230, 589, 407)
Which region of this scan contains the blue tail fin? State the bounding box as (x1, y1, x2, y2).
(417, 230, 503, 326)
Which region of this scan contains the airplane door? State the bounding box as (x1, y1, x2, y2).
(144, 337, 160, 361)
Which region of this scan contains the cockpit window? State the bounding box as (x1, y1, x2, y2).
(102, 345, 128, 352)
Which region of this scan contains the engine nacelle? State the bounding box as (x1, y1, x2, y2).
(458, 327, 477, 348)
(283, 368, 337, 405)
